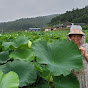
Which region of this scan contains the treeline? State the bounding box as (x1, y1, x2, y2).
(1, 5, 88, 32)
(49, 6, 88, 25)
(0, 14, 59, 32)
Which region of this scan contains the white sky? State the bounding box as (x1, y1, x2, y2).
(0, 0, 88, 22)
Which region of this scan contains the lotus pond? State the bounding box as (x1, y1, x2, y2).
(0, 30, 88, 88)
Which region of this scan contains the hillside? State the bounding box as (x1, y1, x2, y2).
(0, 14, 59, 31)
(49, 6, 88, 25)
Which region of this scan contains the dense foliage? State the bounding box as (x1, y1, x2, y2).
(49, 6, 88, 25)
(82, 25, 88, 30)
(0, 71, 19, 88)
(0, 6, 88, 32)
(0, 30, 88, 88)
(0, 14, 59, 32)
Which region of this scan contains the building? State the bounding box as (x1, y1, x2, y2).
(29, 28, 41, 32)
(44, 27, 53, 31)
(53, 24, 65, 28)
(72, 23, 85, 26)
(64, 22, 71, 28)
(44, 22, 85, 32)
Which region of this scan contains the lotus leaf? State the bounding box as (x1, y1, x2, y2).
(9, 49, 34, 61)
(32, 40, 82, 76)
(2, 36, 28, 49)
(53, 74, 79, 88)
(0, 51, 9, 64)
(0, 60, 37, 87)
(0, 71, 19, 88)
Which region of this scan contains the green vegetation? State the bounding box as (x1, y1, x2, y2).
(0, 71, 19, 88)
(49, 6, 88, 25)
(0, 30, 88, 88)
(82, 25, 88, 30)
(0, 14, 59, 32)
(0, 5, 88, 87)
(1, 6, 88, 32)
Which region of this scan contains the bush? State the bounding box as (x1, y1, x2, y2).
(82, 25, 88, 30)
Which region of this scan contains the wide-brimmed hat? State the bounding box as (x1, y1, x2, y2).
(67, 25, 85, 36)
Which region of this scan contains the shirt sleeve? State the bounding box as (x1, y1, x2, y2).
(82, 44, 88, 54)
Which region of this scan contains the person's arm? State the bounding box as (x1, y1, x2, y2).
(84, 52, 88, 61)
(79, 47, 88, 61)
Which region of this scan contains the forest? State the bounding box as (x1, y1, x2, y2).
(49, 6, 88, 25)
(0, 14, 59, 32)
(0, 6, 88, 32)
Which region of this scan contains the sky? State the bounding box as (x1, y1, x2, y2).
(0, 0, 88, 22)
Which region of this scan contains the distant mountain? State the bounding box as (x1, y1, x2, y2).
(0, 14, 59, 31)
(49, 6, 88, 25)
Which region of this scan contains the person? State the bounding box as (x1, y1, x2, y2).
(67, 25, 88, 88)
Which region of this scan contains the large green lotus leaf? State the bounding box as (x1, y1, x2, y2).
(0, 60, 37, 87)
(13, 36, 28, 48)
(9, 49, 34, 61)
(32, 40, 82, 76)
(2, 42, 14, 50)
(0, 71, 19, 88)
(0, 51, 9, 64)
(2, 36, 28, 49)
(53, 74, 79, 88)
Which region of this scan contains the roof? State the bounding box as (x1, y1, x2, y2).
(72, 23, 85, 26)
(53, 24, 65, 27)
(29, 28, 41, 30)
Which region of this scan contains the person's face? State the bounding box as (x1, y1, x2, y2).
(70, 34, 82, 45)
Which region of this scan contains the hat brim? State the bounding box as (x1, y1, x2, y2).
(67, 29, 85, 36)
(67, 33, 85, 36)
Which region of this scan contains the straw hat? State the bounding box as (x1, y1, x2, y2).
(67, 25, 85, 36)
